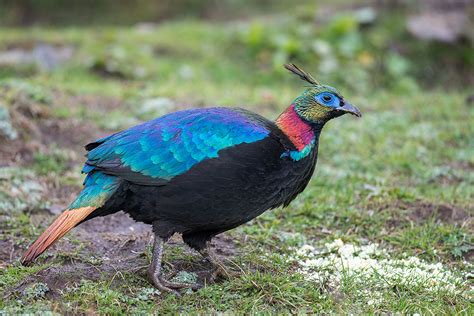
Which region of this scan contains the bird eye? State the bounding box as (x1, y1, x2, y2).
(315, 92, 340, 108)
(323, 95, 332, 102)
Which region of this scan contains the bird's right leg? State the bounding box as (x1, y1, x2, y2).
(148, 233, 199, 295)
(147, 234, 180, 295)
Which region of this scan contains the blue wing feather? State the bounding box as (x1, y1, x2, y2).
(82, 108, 269, 185)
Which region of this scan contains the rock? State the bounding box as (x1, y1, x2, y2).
(407, 12, 469, 43)
(0, 43, 74, 71)
(32, 43, 74, 71)
(0, 49, 31, 66)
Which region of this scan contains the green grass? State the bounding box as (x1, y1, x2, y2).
(0, 16, 473, 314)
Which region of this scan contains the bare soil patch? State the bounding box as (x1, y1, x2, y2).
(377, 199, 472, 229)
(405, 201, 471, 225)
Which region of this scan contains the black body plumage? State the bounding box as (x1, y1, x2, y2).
(87, 110, 319, 251)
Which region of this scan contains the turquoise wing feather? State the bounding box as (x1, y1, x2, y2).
(82, 108, 270, 185)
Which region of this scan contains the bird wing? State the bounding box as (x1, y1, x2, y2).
(82, 107, 270, 185)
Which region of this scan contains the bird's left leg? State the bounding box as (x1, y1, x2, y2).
(148, 233, 199, 295)
(199, 244, 238, 282)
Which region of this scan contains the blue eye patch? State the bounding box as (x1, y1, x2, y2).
(315, 92, 341, 108)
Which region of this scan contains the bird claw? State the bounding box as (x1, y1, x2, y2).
(148, 268, 200, 295)
(148, 271, 181, 296)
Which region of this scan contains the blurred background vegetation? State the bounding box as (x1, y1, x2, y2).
(0, 1, 473, 314)
(0, 0, 472, 95)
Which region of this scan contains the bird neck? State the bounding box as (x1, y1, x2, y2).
(275, 105, 323, 161)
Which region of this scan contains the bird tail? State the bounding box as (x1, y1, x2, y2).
(21, 206, 97, 265)
(21, 171, 121, 265)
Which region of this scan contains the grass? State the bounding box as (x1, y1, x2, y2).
(0, 15, 473, 314)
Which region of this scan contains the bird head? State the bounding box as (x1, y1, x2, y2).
(285, 64, 361, 124)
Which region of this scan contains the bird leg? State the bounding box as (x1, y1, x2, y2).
(147, 234, 199, 295)
(199, 245, 237, 282)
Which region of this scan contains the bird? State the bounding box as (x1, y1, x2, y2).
(21, 64, 361, 294)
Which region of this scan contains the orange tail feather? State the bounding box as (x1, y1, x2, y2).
(21, 206, 96, 265)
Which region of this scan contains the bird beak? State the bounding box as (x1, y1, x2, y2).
(338, 103, 362, 117)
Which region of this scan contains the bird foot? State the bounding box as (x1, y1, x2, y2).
(148, 269, 180, 296)
(147, 233, 200, 295)
(148, 269, 200, 296)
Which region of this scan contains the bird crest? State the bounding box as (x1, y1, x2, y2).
(284, 63, 320, 86)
